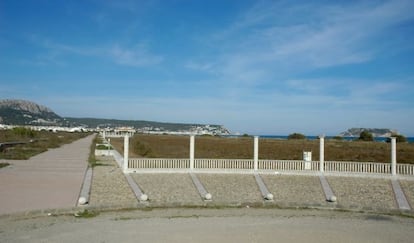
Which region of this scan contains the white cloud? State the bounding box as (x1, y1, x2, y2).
(25, 36, 163, 67)
(109, 44, 163, 67)
(197, 0, 414, 87)
(184, 61, 214, 72)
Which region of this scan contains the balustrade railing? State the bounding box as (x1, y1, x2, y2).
(128, 158, 190, 169)
(324, 161, 391, 174)
(398, 163, 414, 175)
(258, 160, 316, 171)
(125, 158, 414, 175)
(195, 159, 254, 169)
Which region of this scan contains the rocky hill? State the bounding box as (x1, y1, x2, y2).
(0, 99, 65, 126)
(339, 128, 398, 137)
(0, 99, 231, 135)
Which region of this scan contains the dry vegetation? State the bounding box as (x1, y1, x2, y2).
(0, 128, 89, 160)
(110, 134, 414, 164)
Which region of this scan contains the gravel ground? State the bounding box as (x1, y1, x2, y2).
(261, 175, 326, 207)
(131, 173, 204, 206)
(327, 176, 397, 210)
(399, 180, 414, 208)
(196, 174, 263, 205)
(89, 156, 138, 208)
(87, 156, 412, 212)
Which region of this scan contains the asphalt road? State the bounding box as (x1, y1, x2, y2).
(1, 208, 413, 243)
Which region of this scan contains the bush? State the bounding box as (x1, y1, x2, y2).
(358, 131, 374, 141)
(12, 127, 36, 138)
(386, 133, 407, 143)
(0, 162, 10, 169)
(96, 144, 112, 150)
(132, 138, 155, 157)
(288, 133, 306, 140)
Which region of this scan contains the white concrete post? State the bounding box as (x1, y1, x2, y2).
(190, 135, 195, 170)
(254, 136, 259, 171)
(107, 138, 111, 156)
(123, 135, 129, 173)
(391, 137, 397, 176)
(319, 135, 325, 172)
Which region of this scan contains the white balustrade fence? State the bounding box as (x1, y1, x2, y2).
(101, 131, 135, 138)
(128, 158, 190, 169)
(258, 160, 317, 171)
(124, 158, 414, 176)
(324, 161, 391, 174)
(398, 164, 414, 175)
(196, 159, 254, 169)
(104, 134, 414, 176)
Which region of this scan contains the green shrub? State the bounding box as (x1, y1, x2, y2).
(96, 144, 112, 150)
(358, 131, 374, 141)
(386, 133, 407, 143)
(132, 138, 155, 157)
(0, 162, 10, 169)
(12, 127, 36, 138)
(288, 133, 306, 140)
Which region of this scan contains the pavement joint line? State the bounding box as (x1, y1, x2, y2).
(254, 174, 273, 201)
(319, 174, 336, 202)
(391, 178, 411, 210)
(190, 173, 211, 201)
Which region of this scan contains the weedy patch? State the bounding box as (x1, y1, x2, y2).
(168, 214, 200, 219)
(114, 217, 135, 221)
(0, 162, 10, 169)
(74, 209, 99, 218)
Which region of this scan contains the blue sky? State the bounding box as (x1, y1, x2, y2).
(1, 0, 414, 135)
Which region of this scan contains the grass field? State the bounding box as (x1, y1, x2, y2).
(110, 134, 414, 164)
(0, 128, 90, 160)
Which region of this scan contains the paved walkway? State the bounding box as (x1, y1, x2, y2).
(0, 135, 94, 215)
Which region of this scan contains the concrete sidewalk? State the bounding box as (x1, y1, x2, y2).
(0, 135, 94, 215)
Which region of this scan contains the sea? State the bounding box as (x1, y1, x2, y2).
(259, 135, 414, 143)
(227, 135, 414, 143)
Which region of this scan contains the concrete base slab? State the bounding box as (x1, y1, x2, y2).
(391, 179, 411, 210)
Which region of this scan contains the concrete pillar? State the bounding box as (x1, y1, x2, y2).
(391, 137, 397, 176)
(190, 135, 195, 170)
(107, 138, 111, 156)
(123, 135, 129, 173)
(254, 136, 259, 171)
(319, 135, 325, 172)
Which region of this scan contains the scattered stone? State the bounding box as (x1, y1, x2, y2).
(88, 156, 138, 207)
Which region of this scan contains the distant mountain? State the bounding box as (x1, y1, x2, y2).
(339, 128, 398, 137)
(0, 99, 231, 135)
(0, 99, 66, 126)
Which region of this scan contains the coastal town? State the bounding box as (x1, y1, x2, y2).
(0, 123, 231, 136)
